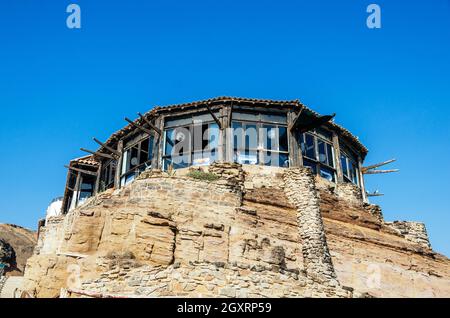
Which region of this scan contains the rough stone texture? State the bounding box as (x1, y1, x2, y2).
(20, 163, 450, 298)
(385, 221, 431, 249)
(0, 239, 15, 272)
(283, 168, 338, 286)
(0, 224, 36, 276)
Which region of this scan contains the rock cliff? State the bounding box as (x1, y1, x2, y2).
(20, 164, 450, 298)
(0, 224, 36, 276)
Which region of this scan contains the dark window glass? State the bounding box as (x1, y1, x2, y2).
(139, 138, 150, 165)
(263, 151, 289, 167)
(232, 122, 242, 150)
(165, 129, 175, 155)
(234, 150, 258, 165)
(320, 166, 335, 182)
(129, 146, 139, 169)
(302, 133, 316, 160)
(326, 143, 334, 167)
(279, 127, 288, 152)
(341, 155, 348, 177)
(303, 158, 317, 174)
(245, 124, 258, 150)
(318, 139, 327, 164)
(260, 113, 287, 124)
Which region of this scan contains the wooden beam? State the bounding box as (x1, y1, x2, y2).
(298, 113, 336, 134)
(205, 103, 222, 129)
(364, 169, 399, 175)
(367, 192, 384, 197)
(80, 148, 115, 160)
(92, 138, 120, 157)
(288, 106, 304, 132)
(64, 165, 98, 176)
(227, 101, 234, 125)
(66, 185, 76, 192)
(137, 112, 162, 135)
(362, 159, 396, 172)
(125, 117, 153, 135)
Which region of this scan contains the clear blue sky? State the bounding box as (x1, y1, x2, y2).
(0, 0, 449, 256)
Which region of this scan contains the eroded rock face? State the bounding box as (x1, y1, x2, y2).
(0, 239, 15, 268)
(21, 164, 450, 298)
(0, 224, 36, 276)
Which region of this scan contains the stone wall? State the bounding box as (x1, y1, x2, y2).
(21, 163, 449, 298)
(283, 168, 338, 286)
(75, 259, 351, 298)
(385, 221, 431, 249)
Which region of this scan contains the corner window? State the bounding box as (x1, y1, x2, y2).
(232, 112, 289, 167)
(299, 130, 336, 182)
(340, 152, 359, 185)
(120, 136, 154, 186)
(78, 174, 96, 204)
(162, 112, 220, 170)
(100, 160, 117, 191)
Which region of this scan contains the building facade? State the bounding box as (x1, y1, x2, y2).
(62, 97, 369, 213)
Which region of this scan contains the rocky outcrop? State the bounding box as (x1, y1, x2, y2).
(20, 163, 450, 298)
(0, 224, 36, 276)
(0, 239, 15, 269)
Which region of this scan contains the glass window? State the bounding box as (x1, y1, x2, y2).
(301, 133, 316, 160)
(300, 131, 336, 182)
(341, 152, 359, 186)
(260, 113, 287, 124)
(303, 158, 317, 174)
(320, 166, 335, 182)
(78, 175, 95, 203)
(163, 115, 219, 170)
(121, 136, 155, 185)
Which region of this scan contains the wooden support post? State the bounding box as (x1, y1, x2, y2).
(92, 138, 121, 157)
(205, 103, 222, 129)
(217, 106, 226, 162)
(332, 132, 344, 183)
(288, 106, 304, 132)
(287, 111, 300, 167)
(94, 162, 102, 195)
(358, 156, 368, 203)
(64, 165, 98, 176)
(70, 172, 81, 210)
(362, 159, 397, 172)
(124, 117, 153, 135)
(224, 105, 234, 163)
(137, 113, 162, 135)
(364, 169, 399, 175)
(227, 101, 234, 126)
(114, 140, 124, 188)
(297, 113, 335, 134)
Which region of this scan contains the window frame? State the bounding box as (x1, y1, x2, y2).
(299, 129, 336, 182)
(120, 135, 154, 185)
(231, 111, 289, 167)
(162, 112, 220, 170)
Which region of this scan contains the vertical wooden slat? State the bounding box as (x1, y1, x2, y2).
(94, 162, 102, 195)
(70, 172, 81, 210)
(287, 111, 300, 167)
(114, 140, 124, 189)
(157, 115, 165, 170)
(332, 132, 344, 183)
(358, 155, 368, 203)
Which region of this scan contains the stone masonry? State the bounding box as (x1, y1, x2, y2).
(20, 163, 450, 298)
(283, 168, 338, 286)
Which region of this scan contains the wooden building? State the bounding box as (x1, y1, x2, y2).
(61, 97, 372, 213)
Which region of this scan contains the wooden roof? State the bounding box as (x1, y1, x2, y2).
(97, 96, 368, 158)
